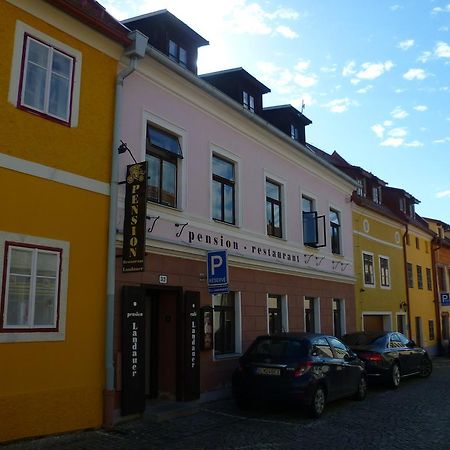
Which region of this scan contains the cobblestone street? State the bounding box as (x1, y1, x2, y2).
(5, 357, 450, 450)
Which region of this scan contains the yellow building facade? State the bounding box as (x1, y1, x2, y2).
(0, 0, 128, 442)
(352, 205, 408, 334)
(404, 224, 438, 353)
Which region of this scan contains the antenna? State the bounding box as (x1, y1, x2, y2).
(301, 99, 306, 114)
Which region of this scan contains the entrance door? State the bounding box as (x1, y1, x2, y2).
(363, 315, 384, 331)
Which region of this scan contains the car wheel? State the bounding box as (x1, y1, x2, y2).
(419, 357, 433, 378)
(354, 375, 367, 401)
(389, 363, 401, 389)
(309, 385, 326, 418)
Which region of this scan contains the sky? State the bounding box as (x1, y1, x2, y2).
(101, 0, 450, 224)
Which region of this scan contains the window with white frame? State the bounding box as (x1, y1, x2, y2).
(356, 179, 366, 197)
(363, 252, 375, 286)
(379, 256, 390, 288)
(266, 179, 283, 238)
(213, 292, 241, 356)
(290, 124, 299, 140)
(372, 186, 381, 204)
(302, 195, 316, 246)
(267, 294, 288, 334)
(0, 232, 69, 342)
(10, 22, 82, 127)
(304, 297, 319, 332)
(168, 40, 187, 68)
(146, 124, 183, 208)
(329, 209, 341, 254)
(212, 154, 235, 224)
(242, 91, 255, 112)
(333, 299, 345, 338)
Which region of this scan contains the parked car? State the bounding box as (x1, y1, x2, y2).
(341, 331, 432, 388)
(232, 332, 367, 418)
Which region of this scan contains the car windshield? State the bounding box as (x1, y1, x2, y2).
(342, 333, 386, 346)
(247, 337, 310, 360)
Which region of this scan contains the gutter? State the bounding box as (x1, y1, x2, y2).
(431, 237, 443, 354)
(402, 223, 413, 340)
(144, 45, 357, 190)
(104, 30, 148, 429)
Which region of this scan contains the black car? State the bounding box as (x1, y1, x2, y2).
(341, 331, 433, 388)
(232, 332, 367, 418)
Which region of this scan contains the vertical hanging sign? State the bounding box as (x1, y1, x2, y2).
(122, 161, 148, 272)
(121, 285, 146, 416)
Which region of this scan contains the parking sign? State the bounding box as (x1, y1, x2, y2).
(441, 292, 450, 305)
(207, 250, 228, 293)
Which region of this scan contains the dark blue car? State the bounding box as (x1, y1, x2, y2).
(232, 332, 367, 417)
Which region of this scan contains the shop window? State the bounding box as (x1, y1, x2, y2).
(267, 294, 282, 335)
(379, 256, 390, 288)
(213, 292, 241, 357)
(212, 154, 235, 224)
(146, 124, 182, 208)
(304, 297, 319, 332)
(363, 252, 375, 287)
(266, 179, 283, 238)
(0, 232, 69, 343)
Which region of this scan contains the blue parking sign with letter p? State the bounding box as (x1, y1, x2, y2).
(207, 250, 228, 287)
(441, 292, 450, 305)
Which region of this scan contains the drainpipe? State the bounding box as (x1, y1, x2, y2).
(402, 223, 413, 340)
(431, 237, 443, 354)
(104, 30, 148, 430)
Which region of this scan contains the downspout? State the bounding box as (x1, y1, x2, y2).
(431, 237, 443, 354)
(104, 30, 148, 429)
(402, 223, 413, 340)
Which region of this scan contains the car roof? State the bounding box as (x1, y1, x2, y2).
(256, 332, 333, 340)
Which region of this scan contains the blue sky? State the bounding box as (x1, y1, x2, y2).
(102, 0, 450, 224)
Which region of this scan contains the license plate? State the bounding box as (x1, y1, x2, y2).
(256, 367, 280, 376)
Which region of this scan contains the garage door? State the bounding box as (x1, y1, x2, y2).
(363, 315, 384, 331)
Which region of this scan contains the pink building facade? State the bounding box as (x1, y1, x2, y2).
(112, 12, 356, 419)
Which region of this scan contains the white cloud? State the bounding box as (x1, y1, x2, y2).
(256, 61, 293, 95)
(391, 106, 409, 119)
(394, 88, 406, 94)
(404, 140, 423, 147)
(403, 68, 427, 80)
(356, 61, 394, 80)
(371, 124, 385, 138)
(432, 5, 450, 14)
(275, 25, 299, 39)
(295, 60, 311, 72)
(350, 78, 361, 85)
(320, 65, 337, 73)
(293, 93, 315, 109)
(381, 137, 404, 147)
(383, 120, 393, 126)
(433, 137, 450, 144)
(418, 51, 432, 63)
(294, 73, 318, 88)
(342, 61, 357, 77)
(436, 41, 450, 58)
(388, 127, 407, 138)
(323, 98, 354, 113)
(436, 190, 450, 198)
(414, 105, 428, 112)
(398, 39, 414, 50)
(356, 85, 373, 94)
(390, 5, 402, 11)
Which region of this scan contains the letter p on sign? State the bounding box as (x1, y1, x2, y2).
(210, 255, 223, 275)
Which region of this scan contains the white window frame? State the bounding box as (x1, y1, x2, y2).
(264, 172, 287, 240)
(212, 291, 242, 360)
(266, 294, 289, 334)
(9, 21, 81, 127)
(362, 251, 375, 288)
(379, 255, 391, 289)
(329, 206, 342, 255)
(0, 231, 69, 343)
(141, 111, 187, 211)
(304, 296, 321, 333)
(210, 145, 241, 227)
(332, 298, 346, 337)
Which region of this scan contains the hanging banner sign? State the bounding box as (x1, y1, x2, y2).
(121, 285, 146, 416)
(122, 161, 148, 272)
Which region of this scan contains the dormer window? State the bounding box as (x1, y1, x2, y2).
(169, 40, 187, 68)
(399, 197, 406, 213)
(409, 203, 415, 218)
(242, 91, 254, 112)
(372, 186, 381, 204)
(290, 124, 299, 140)
(356, 179, 366, 197)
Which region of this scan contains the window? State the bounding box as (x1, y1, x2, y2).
(312, 337, 333, 358)
(409, 203, 415, 218)
(212, 155, 235, 224)
(442, 313, 449, 340)
(426, 268, 432, 291)
(429, 320, 435, 341)
(389, 334, 403, 348)
(438, 266, 447, 291)
(266, 179, 282, 238)
(2, 243, 61, 330)
(415, 237, 420, 249)
(290, 124, 299, 140)
(363, 252, 375, 286)
(397, 314, 406, 334)
(399, 197, 406, 213)
(372, 186, 381, 204)
(417, 265, 423, 290)
(213, 292, 238, 356)
(168, 40, 187, 68)
(333, 299, 344, 338)
(146, 124, 182, 207)
(267, 295, 282, 335)
(356, 179, 366, 197)
(304, 297, 319, 332)
(329, 337, 350, 359)
(379, 256, 390, 288)
(242, 91, 255, 112)
(407, 263, 413, 288)
(17, 33, 76, 124)
(302, 196, 316, 246)
(329, 209, 341, 254)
